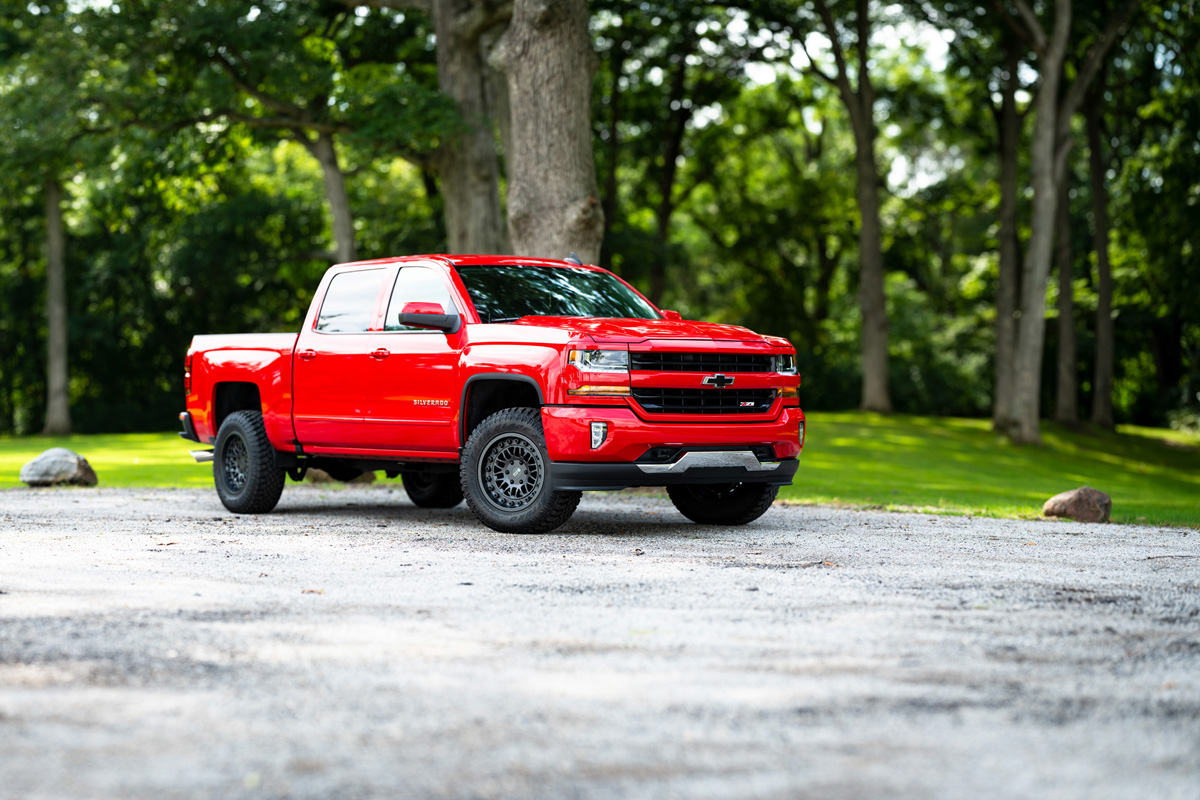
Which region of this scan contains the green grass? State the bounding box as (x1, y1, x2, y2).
(781, 412, 1200, 527)
(2, 412, 1198, 527)
(0, 432, 212, 489)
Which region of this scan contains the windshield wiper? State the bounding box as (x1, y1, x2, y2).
(488, 316, 525, 323)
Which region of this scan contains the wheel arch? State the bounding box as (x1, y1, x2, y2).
(213, 382, 263, 433)
(459, 374, 544, 447)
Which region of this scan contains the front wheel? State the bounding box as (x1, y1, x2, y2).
(401, 469, 463, 508)
(460, 408, 580, 533)
(214, 410, 285, 514)
(667, 482, 778, 525)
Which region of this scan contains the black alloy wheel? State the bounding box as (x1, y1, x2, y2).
(214, 410, 285, 514)
(460, 407, 580, 534)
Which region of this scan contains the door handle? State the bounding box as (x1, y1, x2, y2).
(298, 349, 317, 361)
(370, 348, 390, 360)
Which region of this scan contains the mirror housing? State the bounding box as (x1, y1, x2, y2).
(661, 309, 683, 321)
(398, 301, 461, 333)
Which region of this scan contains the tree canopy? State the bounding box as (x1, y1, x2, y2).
(0, 0, 1196, 439)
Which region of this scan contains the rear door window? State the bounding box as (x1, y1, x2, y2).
(315, 269, 384, 333)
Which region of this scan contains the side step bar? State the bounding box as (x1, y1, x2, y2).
(190, 449, 214, 463)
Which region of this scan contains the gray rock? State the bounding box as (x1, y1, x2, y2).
(19, 448, 98, 487)
(1043, 486, 1111, 523)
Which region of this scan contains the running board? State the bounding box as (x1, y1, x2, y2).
(190, 449, 214, 463)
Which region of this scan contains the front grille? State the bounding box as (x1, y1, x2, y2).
(630, 352, 772, 373)
(632, 388, 775, 415)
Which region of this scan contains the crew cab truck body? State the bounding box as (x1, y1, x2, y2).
(180, 255, 804, 533)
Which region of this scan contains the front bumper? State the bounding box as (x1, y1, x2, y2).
(542, 405, 803, 492)
(541, 405, 804, 462)
(551, 454, 799, 492)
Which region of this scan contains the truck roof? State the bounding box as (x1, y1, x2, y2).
(327, 254, 604, 271)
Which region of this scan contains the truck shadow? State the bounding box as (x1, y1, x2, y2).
(266, 499, 714, 537)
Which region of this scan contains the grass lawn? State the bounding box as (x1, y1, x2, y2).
(2, 413, 1197, 527)
(782, 412, 1200, 528)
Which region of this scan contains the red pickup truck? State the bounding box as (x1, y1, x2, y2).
(180, 255, 804, 533)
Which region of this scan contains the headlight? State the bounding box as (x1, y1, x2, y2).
(569, 349, 629, 374)
(774, 354, 797, 375)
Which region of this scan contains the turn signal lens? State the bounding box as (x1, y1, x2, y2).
(779, 387, 798, 398)
(567, 385, 632, 396)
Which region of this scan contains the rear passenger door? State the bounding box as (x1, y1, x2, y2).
(361, 266, 463, 453)
(292, 268, 386, 450)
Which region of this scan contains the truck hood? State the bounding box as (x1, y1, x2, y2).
(509, 316, 784, 346)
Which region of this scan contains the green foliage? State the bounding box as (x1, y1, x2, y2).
(0, 0, 1197, 441)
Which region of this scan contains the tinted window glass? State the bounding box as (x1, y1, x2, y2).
(456, 265, 660, 323)
(315, 269, 383, 333)
(384, 267, 457, 331)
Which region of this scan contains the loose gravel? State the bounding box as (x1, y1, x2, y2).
(1, 485, 1198, 799)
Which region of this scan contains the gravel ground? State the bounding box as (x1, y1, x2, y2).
(1, 484, 1198, 800)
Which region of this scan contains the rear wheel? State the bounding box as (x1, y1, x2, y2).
(214, 410, 285, 514)
(402, 469, 463, 508)
(667, 482, 778, 525)
(460, 407, 580, 534)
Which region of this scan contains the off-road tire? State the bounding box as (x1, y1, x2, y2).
(667, 482, 778, 525)
(402, 469, 464, 508)
(214, 410, 285, 514)
(460, 407, 580, 534)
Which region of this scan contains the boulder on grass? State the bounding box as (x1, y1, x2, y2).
(1043, 486, 1111, 523)
(20, 448, 98, 487)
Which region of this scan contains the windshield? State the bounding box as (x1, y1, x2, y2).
(456, 265, 661, 323)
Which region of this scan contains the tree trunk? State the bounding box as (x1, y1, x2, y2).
(1087, 101, 1115, 429)
(992, 43, 1021, 431)
(1054, 171, 1077, 424)
(649, 37, 694, 306)
(853, 118, 891, 413)
(434, 0, 507, 255)
(1008, 0, 1072, 444)
(490, 0, 604, 265)
(599, 28, 625, 272)
(42, 176, 71, 436)
(308, 132, 357, 263)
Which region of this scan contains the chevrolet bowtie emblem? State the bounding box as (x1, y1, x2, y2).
(703, 373, 735, 388)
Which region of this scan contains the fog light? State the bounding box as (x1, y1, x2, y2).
(590, 422, 608, 449)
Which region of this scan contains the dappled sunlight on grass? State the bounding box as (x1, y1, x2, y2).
(784, 411, 1200, 527)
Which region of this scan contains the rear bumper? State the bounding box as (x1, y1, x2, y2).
(551, 455, 799, 492)
(178, 411, 201, 443)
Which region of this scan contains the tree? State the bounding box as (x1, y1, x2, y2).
(591, 3, 760, 302)
(753, 0, 893, 412)
(103, 1, 454, 263)
(430, 0, 511, 254)
(994, 0, 1140, 443)
(490, 0, 604, 264)
(0, 2, 99, 435)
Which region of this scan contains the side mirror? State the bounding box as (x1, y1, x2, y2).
(661, 309, 683, 321)
(398, 301, 461, 333)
